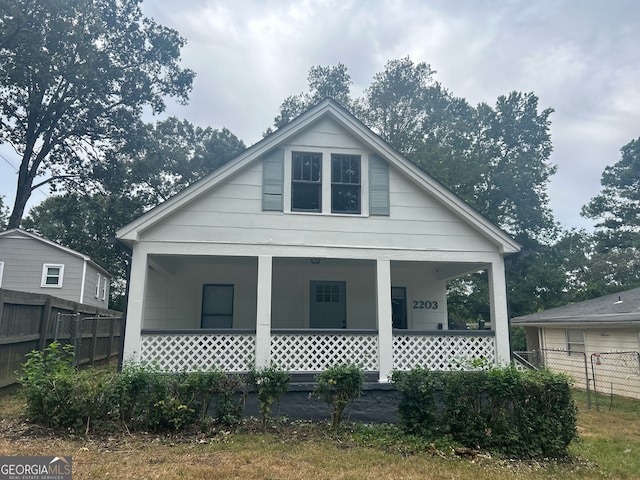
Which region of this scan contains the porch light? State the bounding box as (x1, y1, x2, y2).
(310, 258, 321, 264)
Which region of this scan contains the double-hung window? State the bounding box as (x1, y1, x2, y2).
(41, 264, 64, 288)
(291, 152, 322, 212)
(95, 273, 101, 298)
(331, 154, 361, 214)
(566, 329, 585, 355)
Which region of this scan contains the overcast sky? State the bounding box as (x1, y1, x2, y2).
(2, 0, 639, 232)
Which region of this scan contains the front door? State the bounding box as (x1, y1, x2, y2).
(310, 281, 346, 328)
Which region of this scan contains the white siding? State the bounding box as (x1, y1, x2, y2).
(141, 120, 498, 255)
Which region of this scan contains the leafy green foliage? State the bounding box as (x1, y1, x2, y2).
(1, 0, 195, 227)
(392, 367, 578, 458)
(247, 365, 290, 431)
(19, 346, 242, 433)
(313, 364, 364, 429)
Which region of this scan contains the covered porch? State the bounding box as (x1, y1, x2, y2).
(123, 248, 510, 382)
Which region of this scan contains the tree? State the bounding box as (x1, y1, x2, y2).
(0, 0, 195, 228)
(271, 63, 352, 130)
(123, 118, 245, 206)
(582, 137, 640, 249)
(0, 195, 8, 230)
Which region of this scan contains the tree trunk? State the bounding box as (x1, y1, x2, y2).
(7, 182, 31, 229)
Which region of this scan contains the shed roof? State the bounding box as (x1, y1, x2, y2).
(512, 287, 640, 326)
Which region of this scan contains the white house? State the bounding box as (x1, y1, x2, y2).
(0, 228, 112, 308)
(117, 99, 521, 382)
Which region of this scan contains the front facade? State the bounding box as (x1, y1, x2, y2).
(117, 100, 520, 381)
(513, 287, 640, 398)
(0, 228, 112, 308)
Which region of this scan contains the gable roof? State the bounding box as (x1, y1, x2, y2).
(116, 98, 521, 254)
(512, 287, 640, 326)
(0, 228, 112, 277)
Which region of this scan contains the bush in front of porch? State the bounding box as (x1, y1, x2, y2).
(391, 366, 578, 458)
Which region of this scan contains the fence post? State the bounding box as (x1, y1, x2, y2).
(72, 314, 81, 366)
(53, 312, 61, 342)
(108, 317, 117, 364)
(38, 296, 53, 351)
(90, 316, 99, 366)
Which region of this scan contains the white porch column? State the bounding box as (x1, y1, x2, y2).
(122, 246, 148, 363)
(488, 259, 511, 365)
(255, 255, 273, 368)
(376, 259, 393, 382)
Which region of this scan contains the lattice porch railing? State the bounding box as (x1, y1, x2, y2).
(393, 332, 495, 371)
(140, 331, 255, 372)
(138, 330, 495, 374)
(271, 330, 379, 372)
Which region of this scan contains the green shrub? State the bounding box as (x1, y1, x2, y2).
(392, 366, 578, 458)
(314, 364, 364, 429)
(247, 364, 290, 430)
(20, 346, 243, 433)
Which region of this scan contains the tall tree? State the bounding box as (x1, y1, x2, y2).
(271, 63, 352, 130)
(582, 137, 640, 249)
(116, 118, 245, 207)
(0, 195, 8, 230)
(0, 0, 194, 228)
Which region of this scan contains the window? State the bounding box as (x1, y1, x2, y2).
(95, 273, 101, 298)
(291, 152, 322, 212)
(391, 287, 407, 329)
(566, 329, 585, 354)
(0, 261, 4, 287)
(41, 264, 64, 288)
(202, 284, 234, 328)
(332, 154, 361, 213)
(102, 277, 108, 301)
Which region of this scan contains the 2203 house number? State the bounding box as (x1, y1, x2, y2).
(412, 300, 439, 309)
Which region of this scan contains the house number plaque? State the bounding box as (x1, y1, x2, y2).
(412, 300, 439, 309)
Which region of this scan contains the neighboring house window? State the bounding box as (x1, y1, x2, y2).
(102, 277, 108, 301)
(95, 273, 101, 298)
(202, 284, 234, 328)
(331, 154, 361, 214)
(566, 329, 585, 354)
(0, 261, 4, 287)
(41, 264, 64, 288)
(291, 152, 322, 212)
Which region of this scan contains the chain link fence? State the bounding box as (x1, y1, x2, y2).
(515, 349, 640, 410)
(53, 312, 122, 367)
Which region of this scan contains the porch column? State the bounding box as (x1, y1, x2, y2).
(255, 255, 273, 368)
(122, 246, 147, 363)
(488, 259, 510, 365)
(376, 259, 393, 382)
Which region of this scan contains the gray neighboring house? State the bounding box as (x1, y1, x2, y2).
(0, 228, 112, 308)
(512, 287, 640, 398)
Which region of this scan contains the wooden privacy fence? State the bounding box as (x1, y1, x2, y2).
(0, 288, 122, 387)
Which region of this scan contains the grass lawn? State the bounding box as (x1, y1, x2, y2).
(1, 386, 639, 480)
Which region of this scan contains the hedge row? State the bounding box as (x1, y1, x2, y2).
(391, 367, 578, 458)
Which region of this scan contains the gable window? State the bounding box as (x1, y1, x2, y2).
(95, 273, 101, 298)
(331, 154, 361, 214)
(566, 329, 585, 355)
(102, 277, 108, 301)
(41, 264, 64, 288)
(291, 152, 322, 212)
(202, 284, 234, 328)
